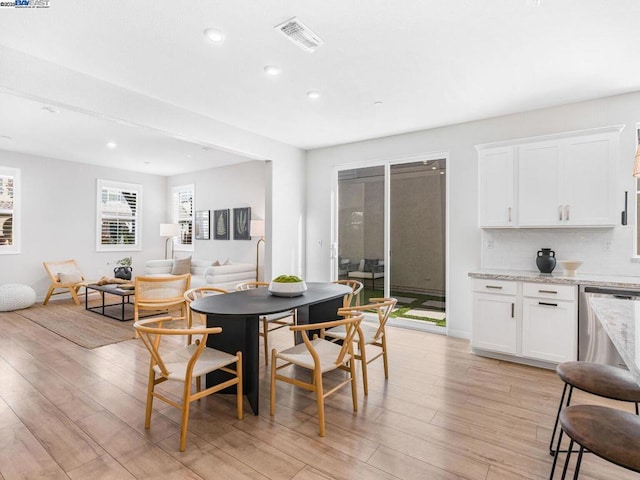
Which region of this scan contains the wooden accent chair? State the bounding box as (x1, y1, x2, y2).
(270, 314, 363, 437)
(42, 259, 87, 305)
(236, 281, 296, 364)
(134, 316, 243, 452)
(333, 279, 363, 307)
(134, 274, 191, 322)
(325, 297, 397, 395)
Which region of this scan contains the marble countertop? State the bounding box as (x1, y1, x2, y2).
(590, 297, 640, 384)
(468, 269, 640, 288)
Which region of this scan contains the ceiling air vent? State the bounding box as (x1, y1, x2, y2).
(274, 17, 324, 53)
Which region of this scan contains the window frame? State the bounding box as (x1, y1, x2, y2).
(172, 184, 194, 252)
(0, 166, 20, 255)
(96, 179, 142, 252)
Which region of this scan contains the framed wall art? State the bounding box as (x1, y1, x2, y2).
(194, 210, 210, 240)
(233, 207, 251, 240)
(213, 209, 230, 240)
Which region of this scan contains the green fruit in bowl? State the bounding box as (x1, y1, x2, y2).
(273, 275, 303, 283)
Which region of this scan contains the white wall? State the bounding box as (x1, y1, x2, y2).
(168, 160, 266, 266)
(306, 91, 640, 339)
(0, 150, 166, 300)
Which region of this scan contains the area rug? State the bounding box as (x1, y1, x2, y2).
(15, 299, 136, 349)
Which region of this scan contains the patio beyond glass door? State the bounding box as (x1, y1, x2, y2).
(337, 166, 385, 294)
(336, 159, 446, 331)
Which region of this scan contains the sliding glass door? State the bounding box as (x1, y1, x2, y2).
(336, 157, 447, 331)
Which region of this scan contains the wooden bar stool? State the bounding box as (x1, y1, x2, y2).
(552, 404, 640, 479)
(548, 361, 640, 478)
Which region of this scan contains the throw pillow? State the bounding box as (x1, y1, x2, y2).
(58, 272, 83, 284)
(171, 256, 192, 275)
(224, 259, 232, 265)
(213, 260, 221, 266)
(358, 259, 365, 271)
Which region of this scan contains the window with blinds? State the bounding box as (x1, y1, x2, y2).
(172, 184, 194, 251)
(0, 166, 19, 254)
(96, 179, 142, 252)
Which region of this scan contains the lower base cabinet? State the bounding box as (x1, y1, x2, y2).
(472, 279, 577, 364)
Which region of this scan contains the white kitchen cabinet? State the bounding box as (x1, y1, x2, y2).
(477, 125, 622, 229)
(521, 283, 577, 363)
(518, 130, 619, 227)
(518, 140, 562, 226)
(478, 147, 515, 227)
(471, 279, 578, 365)
(471, 279, 518, 354)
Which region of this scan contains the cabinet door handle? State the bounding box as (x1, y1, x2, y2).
(511, 303, 514, 318)
(558, 205, 563, 221)
(538, 289, 558, 294)
(539, 301, 558, 307)
(485, 285, 503, 290)
(565, 205, 570, 221)
(508, 207, 512, 222)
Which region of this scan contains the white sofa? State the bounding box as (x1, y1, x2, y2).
(144, 259, 255, 291)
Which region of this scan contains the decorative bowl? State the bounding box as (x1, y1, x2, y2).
(268, 280, 307, 297)
(558, 260, 583, 277)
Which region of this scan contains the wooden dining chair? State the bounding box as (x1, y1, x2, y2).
(333, 279, 363, 307)
(270, 313, 363, 437)
(236, 281, 296, 364)
(42, 259, 87, 305)
(134, 316, 243, 451)
(134, 274, 191, 322)
(184, 286, 229, 326)
(325, 297, 397, 395)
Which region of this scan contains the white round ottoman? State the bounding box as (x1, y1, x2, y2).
(0, 284, 37, 312)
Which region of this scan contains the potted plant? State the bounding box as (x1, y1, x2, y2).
(113, 256, 133, 280)
(268, 275, 307, 297)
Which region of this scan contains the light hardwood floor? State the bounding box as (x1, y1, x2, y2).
(0, 307, 638, 480)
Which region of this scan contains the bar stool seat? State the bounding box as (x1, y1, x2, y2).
(550, 361, 640, 455)
(556, 404, 640, 478)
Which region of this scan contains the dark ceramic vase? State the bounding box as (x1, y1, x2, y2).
(114, 266, 133, 280)
(536, 248, 556, 274)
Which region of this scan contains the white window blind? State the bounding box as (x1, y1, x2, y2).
(96, 179, 142, 252)
(0, 166, 19, 254)
(172, 184, 194, 251)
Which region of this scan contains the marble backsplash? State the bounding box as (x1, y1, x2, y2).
(481, 227, 640, 277)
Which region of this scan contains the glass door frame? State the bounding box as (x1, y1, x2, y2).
(331, 151, 450, 334)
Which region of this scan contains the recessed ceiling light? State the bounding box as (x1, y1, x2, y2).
(306, 90, 321, 100)
(106, 142, 117, 149)
(374, 101, 383, 107)
(431, 166, 437, 170)
(440, 171, 445, 175)
(41, 106, 59, 114)
(203, 28, 225, 44)
(186, 154, 192, 158)
(264, 65, 281, 76)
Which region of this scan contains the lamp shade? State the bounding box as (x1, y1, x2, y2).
(634, 144, 640, 177)
(250, 219, 265, 237)
(160, 223, 180, 237)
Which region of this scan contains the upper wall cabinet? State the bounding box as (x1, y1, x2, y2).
(477, 125, 623, 228)
(478, 146, 515, 227)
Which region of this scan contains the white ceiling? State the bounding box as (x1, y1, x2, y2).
(1, 0, 639, 175)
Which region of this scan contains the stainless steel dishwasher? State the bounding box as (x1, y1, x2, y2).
(579, 285, 637, 368)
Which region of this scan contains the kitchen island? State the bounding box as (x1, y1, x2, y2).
(589, 297, 640, 383)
